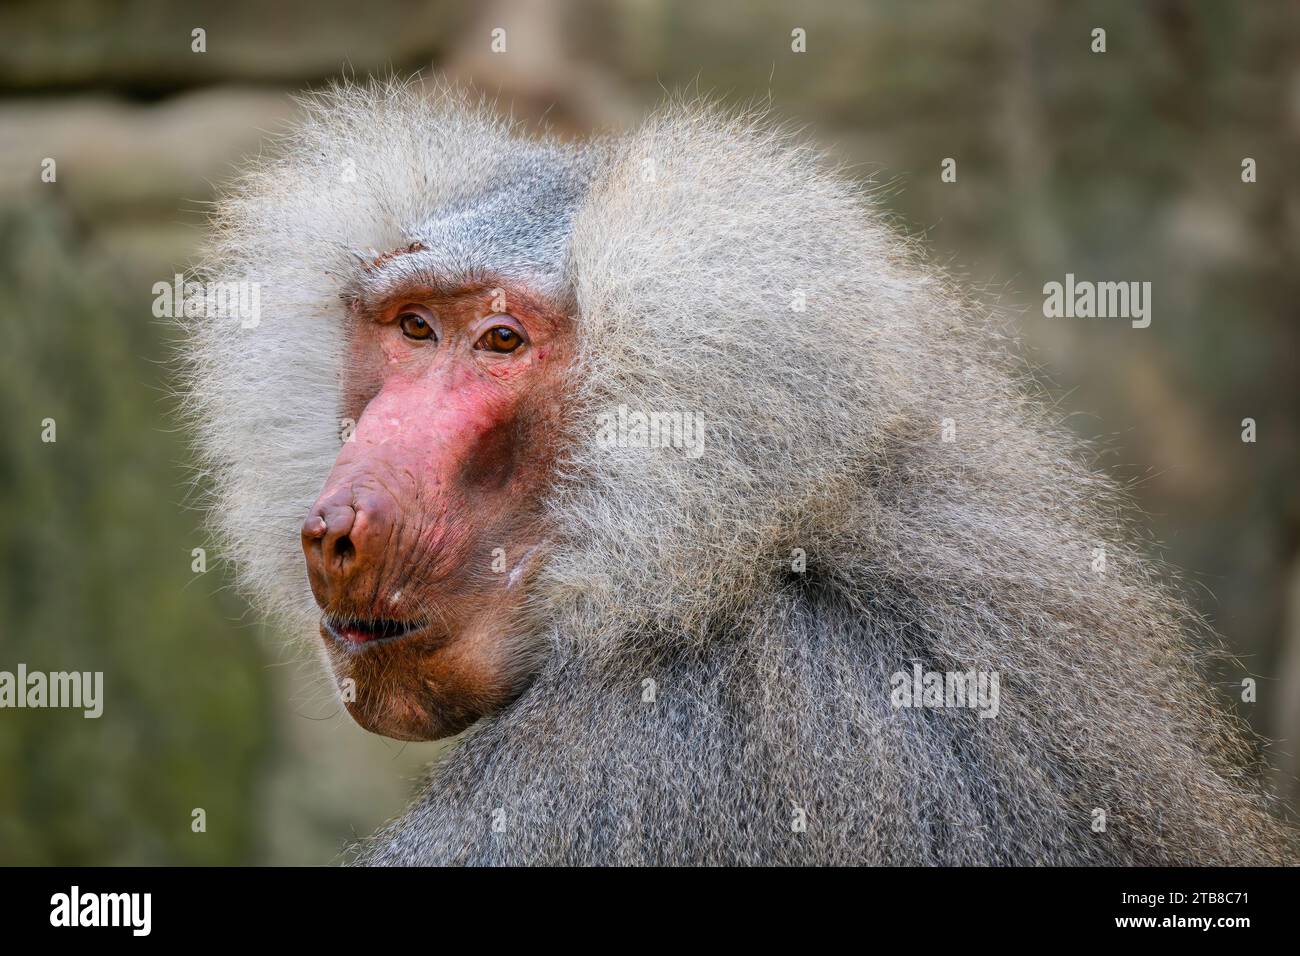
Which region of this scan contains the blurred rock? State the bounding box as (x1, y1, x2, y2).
(0, 0, 471, 90)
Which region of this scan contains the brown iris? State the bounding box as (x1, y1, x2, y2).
(476, 326, 524, 354)
(398, 311, 435, 341)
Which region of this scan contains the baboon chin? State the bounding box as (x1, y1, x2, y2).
(185, 79, 1299, 865)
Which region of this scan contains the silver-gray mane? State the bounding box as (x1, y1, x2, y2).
(186, 79, 1297, 865)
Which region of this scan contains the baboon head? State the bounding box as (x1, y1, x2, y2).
(190, 81, 882, 745)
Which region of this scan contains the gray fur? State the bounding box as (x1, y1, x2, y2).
(185, 78, 1298, 865)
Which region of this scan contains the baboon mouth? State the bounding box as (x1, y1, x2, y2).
(322, 614, 429, 648)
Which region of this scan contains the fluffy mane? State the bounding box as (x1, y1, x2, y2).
(185, 78, 1297, 864)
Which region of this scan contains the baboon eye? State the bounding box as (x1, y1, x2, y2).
(398, 309, 436, 341)
(475, 325, 524, 354)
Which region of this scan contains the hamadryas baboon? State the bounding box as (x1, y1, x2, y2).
(183, 80, 1298, 865)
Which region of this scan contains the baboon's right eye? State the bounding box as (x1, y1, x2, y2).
(397, 308, 437, 341)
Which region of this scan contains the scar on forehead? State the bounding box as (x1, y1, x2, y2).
(340, 241, 431, 312)
(358, 241, 428, 274)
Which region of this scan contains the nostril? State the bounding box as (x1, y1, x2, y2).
(331, 533, 357, 567)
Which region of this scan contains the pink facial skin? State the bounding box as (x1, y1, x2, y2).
(301, 279, 570, 741)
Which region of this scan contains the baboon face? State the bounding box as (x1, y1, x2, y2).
(301, 273, 571, 741)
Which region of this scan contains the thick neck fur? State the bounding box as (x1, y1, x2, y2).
(360, 577, 1293, 865)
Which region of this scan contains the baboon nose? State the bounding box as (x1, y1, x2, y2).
(303, 498, 355, 565)
(302, 488, 393, 603)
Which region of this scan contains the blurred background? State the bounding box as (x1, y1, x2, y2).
(1, 0, 1297, 864)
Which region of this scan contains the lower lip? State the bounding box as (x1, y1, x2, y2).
(322, 618, 424, 650)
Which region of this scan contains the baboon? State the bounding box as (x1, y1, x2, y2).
(184, 79, 1298, 865)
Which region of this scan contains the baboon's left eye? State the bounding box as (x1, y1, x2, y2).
(475, 325, 524, 354)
